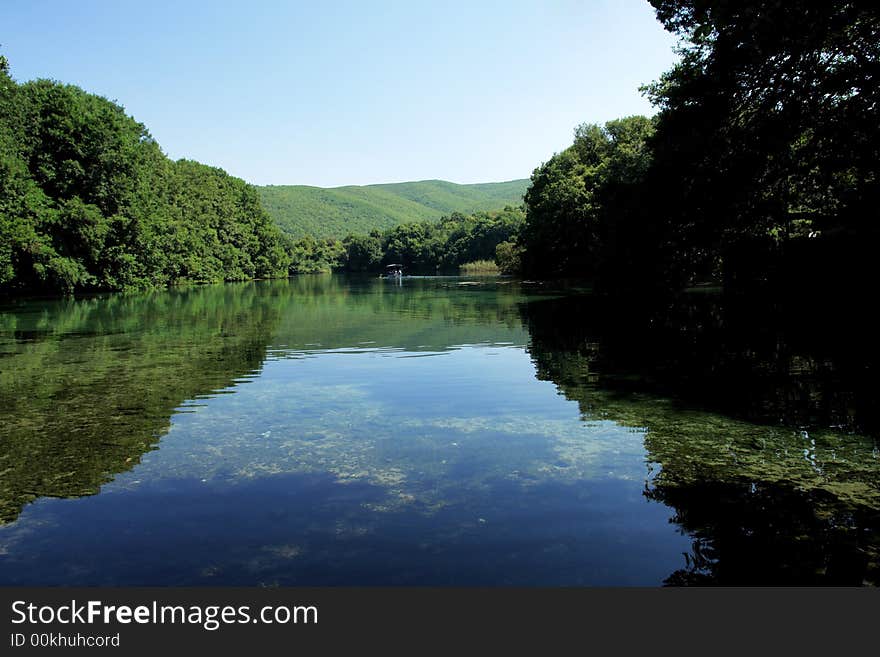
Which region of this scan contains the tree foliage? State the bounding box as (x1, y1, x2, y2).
(519, 116, 655, 281)
(515, 1, 879, 293)
(0, 59, 289, 294)
(284, 234, 346, 274)
(279, 207, 525, 275)
(374, 207, 525, 274)
(645, 0, 880, 282)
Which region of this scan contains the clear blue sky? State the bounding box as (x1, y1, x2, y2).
(3, 0, 679, 187)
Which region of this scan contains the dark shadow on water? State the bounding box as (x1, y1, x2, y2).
(648, 479, 880, 585)
(519, 289, 880, 436)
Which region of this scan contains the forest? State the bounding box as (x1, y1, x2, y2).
(285, 206, 524, 275)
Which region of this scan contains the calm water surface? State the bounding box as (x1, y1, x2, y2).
(0, 276, 878, 585)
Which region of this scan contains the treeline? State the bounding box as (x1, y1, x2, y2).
(286, 206, 524, 274)
(512, 0, 880, 295)
(0, 58, 290, 294)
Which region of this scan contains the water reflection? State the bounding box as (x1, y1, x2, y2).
(521, 293, 880, 584)
(0, 276, 878, 585)
(0, 283, 281, 524)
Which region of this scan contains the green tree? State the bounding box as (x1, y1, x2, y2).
(494, 240, 522, 274)
(518, 116, 654, 280)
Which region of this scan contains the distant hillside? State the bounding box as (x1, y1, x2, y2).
(259, 179, 528, 238)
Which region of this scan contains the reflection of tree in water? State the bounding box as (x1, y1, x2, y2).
(0, 283, 285, 524)
(648, 480, 877, 585)
(520, 288, 880, 434)
(519, 291, 880, 585)
(0, 276, 532, 525)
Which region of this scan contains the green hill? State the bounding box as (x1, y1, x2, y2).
(259, 178, 529, 238)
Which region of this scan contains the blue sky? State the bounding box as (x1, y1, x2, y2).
(3, 0, 679, 187)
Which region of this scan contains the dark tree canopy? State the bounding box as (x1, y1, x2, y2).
(514, 1, 879, 294)
(645, 0, 880, 271)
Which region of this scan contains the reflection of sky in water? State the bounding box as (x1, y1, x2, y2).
(122, 347, 651, 494)
(0, 345, 689, 585)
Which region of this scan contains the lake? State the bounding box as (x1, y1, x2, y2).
(1, 275, 878, 585)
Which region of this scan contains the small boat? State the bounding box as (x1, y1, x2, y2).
(382, 264, 404, 280)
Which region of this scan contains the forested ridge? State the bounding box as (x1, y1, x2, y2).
(0, 56, 289, 294)
(260, 179, 528, 239)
